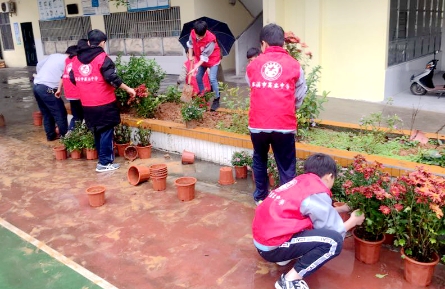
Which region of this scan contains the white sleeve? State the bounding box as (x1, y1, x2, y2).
(295, 67, 307, 109)
(300, 193, 347, 238)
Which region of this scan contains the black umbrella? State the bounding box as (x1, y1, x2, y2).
(178, 17, 236, 57)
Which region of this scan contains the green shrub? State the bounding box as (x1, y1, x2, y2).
(181, 99, 205, 122)
(114, 123, 131, 144)
(115, 55, 165, 109)
(158, 85, 181, 104)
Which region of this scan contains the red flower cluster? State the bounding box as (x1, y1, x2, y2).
(127, 84, 151, 106)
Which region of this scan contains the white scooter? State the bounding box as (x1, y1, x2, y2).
(410, 51, 445, 96)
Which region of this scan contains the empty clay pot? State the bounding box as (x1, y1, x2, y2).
(175, 177, 197, 202)
(32, 111, 42, 126)
(152, 177, 167, 191)
(53, 146, 67, 160)
(127, 165, 151, 186)
(218, 167, 235, 185)
(124, 145, 138, 161)
(182, 150, 195, 164)
(86, 185, 106, 207)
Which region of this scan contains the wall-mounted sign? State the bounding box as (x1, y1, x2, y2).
(127, 0, 169, 12)
(37, 0, 66, 21)
(82, 0, 110, 16)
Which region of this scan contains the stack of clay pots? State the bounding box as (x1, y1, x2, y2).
(150, 164, 168, 191)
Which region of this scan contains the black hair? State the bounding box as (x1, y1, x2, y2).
(260, 23, 285, 47)
(303, 153, 338, 178)
(65, 45, 78, 57)
(77, 39, 89, 50)
(193, 20, 208, 37)
(87, 29, 107, 46)
(247, 47, 261, 59)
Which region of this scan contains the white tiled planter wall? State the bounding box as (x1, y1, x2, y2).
(150, 131, 253, 166)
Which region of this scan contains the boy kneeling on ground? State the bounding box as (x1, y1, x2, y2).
(252, 153, 365, 289)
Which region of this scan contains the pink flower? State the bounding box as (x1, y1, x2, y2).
(379, 205, 391, 215)
(394, 203, 403, 212)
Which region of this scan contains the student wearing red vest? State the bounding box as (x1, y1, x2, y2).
(55, 40, 88, 130)
(253, 153, 365, 289)
(177, 50, 211, 95)
(70, 30, 135, 172)
(187, 20, 222, 111)
(246, 23, 308, 205)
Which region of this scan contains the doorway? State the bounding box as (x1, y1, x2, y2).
(20, 22, 37, 66)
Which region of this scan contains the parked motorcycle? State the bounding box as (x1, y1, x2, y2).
(410, 50, 445, 96)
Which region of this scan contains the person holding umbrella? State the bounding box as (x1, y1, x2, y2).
(187, 20, 222, 111)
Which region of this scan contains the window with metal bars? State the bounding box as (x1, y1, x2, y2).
(388, 0, 444, 66)
(104, 7, 183, 56)
(39, 16, 91, 54)
(0, 13, 14, 50)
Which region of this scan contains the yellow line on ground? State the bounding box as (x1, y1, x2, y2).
(0, 218, 119, 289)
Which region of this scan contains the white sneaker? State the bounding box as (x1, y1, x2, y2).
(276, 259, 293, 266)
(96, 163, 120, 172)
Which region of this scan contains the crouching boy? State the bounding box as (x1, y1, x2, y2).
(252, 153, 365, 289)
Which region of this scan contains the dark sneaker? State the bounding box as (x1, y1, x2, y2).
(210, 98, 220, 111)
(275, 274, 310, 289)
(96, 163, 120, 172)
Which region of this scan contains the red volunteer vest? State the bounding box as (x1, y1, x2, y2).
(71, 52, 116, 107)
(252, 173, 332, 246)
(247, 46, 300, 130)
(184, 58, 211, 94)
(191, 29, 221, 67)
(62, 57, 79, 99)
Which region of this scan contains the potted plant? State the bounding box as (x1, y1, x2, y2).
(342, 154, 392, 264)
(267, 154, 279, 189)
(386, 167, 445, 286)
(60, 122, 85, 159)
(181, 99, 205, 129)
(81, 129, 97, 160)
(134, 121, 152, 159)
(231, 150, 252, 179)
(114, 123, 131, 157)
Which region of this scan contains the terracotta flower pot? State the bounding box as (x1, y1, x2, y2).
(85, 148, 98, 160)
(185, 120, 198, 129)
(333, 202, 350, 222)
(115, 143, 130, 157)
(269, 174, 276, 188)
(175, 177, 197, 202)
(124, 145, 138, 161)
(0, 114, 5, 127)
(70, 149, 82, 159)
(86, 185, 106, 207)
(53, 145, 67, 160)
(152, 177, 167, 191)
(401, 248, 440, 287)
(127, 165, 151, 186)
(136, 145, 152, 159)
(383, 233, 395, 246)
(32, 111, 42, 126)
(234, 166, 247, 179)
(182, 150, 195, 164)
(352, 228, 385, 264)
(218, 167, 235, 185)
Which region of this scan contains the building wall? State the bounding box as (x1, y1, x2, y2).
(263, 0, 390, 102)
(1, 0, 251, 74)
